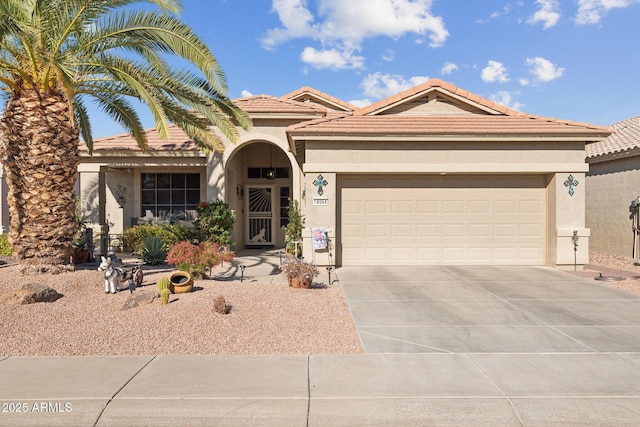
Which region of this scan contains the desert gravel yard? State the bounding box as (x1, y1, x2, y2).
(2, 251, 640, 357)
(0, 261, 363, 356)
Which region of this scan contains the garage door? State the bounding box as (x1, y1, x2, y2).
(340, 175, 547, 266)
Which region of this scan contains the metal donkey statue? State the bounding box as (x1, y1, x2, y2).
(97, 256, 125, 294)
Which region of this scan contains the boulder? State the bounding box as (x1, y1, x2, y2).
(0, 284, 61, 305)
(121, 289, 158, 310)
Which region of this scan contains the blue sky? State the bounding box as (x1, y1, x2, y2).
(91, 0, 640, 138)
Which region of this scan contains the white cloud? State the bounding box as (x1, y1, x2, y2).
(481, 60, 510, 83)
(300, 46, 365, 70)
(262, 0, 449, 70)
(381, 49, 395, 62)
(361, 72, 430, 99)
(262, 0, 318, 50)
(490, 91, 524, 111)
(240, 90, 254, 97)
(575, 0, 640, 25)
(476, 5, 513, 23)
(441, 62, 458, 75)
(526, 57, 564, 82)
(314, 0, 448, 47)
(348, 98, 372, 108)
(528, 0, 561, 28)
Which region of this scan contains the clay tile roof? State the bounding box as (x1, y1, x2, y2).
(586, 116, 640, 159)
(233, 95, 327, 115)
(281, 86, 357, 112)
(82, 124, 199, 152)
(356, 78, 528, 117)
(287, 115, 612, 138)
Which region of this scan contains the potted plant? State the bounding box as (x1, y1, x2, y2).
(72, 232, 90, 264)
(283, 199, 304, 257)
(280, 257, 319, 288)
(72, 198, 91, 263)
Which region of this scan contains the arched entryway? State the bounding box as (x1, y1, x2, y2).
(225, 141, 295, 250)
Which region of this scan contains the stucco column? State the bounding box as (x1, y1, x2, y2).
(552, 172, 590, 269)
(302, 172, 336, 266)
(206, 152, 225, 202)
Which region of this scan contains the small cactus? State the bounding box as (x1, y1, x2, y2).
(160, 288, 170, 305)
(158, 277, 170, 292)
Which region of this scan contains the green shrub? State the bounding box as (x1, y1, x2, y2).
(123, 224, 197, 256)
(194, 200, 235, 245)
(142, 236, 168, 265)
(0, 234, 13, 256)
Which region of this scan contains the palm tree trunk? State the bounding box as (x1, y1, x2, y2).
(0, 85, 80, 274)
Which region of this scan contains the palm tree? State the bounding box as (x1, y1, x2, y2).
(0, 0, 251, 273)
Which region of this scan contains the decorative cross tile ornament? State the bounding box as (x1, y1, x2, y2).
(313, 174, 328, 195)
(564, 175, 579, 196)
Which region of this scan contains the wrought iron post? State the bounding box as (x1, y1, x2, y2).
(571, 230, 579, 271)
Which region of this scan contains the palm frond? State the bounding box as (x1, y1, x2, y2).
(0, 0, 248, 155)
(73, 97, 94, 153)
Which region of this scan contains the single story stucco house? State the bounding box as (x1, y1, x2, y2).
(0, 79, 612, 268)
(586, 116, 640, 257)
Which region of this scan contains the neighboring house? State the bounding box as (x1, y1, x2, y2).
(5, 79, 611, 268)
(586, 116, 640, 257)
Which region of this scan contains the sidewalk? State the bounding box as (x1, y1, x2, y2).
(212, 248, 288, 285)
(2, 353, 640, 426)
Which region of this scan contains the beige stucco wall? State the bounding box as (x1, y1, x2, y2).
(301, 138, 590, 268)
(304, 140, 588, 173)
(551, 172, 590, 269)
(302, 172, 337, 265)
(586, 156, 640, 257)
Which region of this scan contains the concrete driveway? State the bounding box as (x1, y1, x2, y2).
(329, 265, 640, 425)
(337, 265, 640, 354)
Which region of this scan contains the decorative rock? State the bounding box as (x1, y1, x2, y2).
(0, 284, 61, 305)
(121, 289, 158, 310)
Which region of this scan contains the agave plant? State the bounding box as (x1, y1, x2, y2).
(142, 236, 168, 265)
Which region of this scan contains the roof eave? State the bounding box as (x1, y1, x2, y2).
(248, 112, 326, 120)
(587, 146, 640, 164)
(80, 149, 205, 158)
(288, 133, 610, 142)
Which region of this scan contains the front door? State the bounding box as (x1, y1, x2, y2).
(245, 185, 275, 246)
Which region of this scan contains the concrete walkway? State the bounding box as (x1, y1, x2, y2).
(3, 261, 640, 425)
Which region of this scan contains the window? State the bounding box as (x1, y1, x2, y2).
(280, 187, 290, 227)
(141, 173, 200, 220)
(247, 167, 289, 179)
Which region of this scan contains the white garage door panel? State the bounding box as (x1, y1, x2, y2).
(340, 175, 546, 266)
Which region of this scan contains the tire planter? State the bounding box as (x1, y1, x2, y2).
(169, 271, 193, 293)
